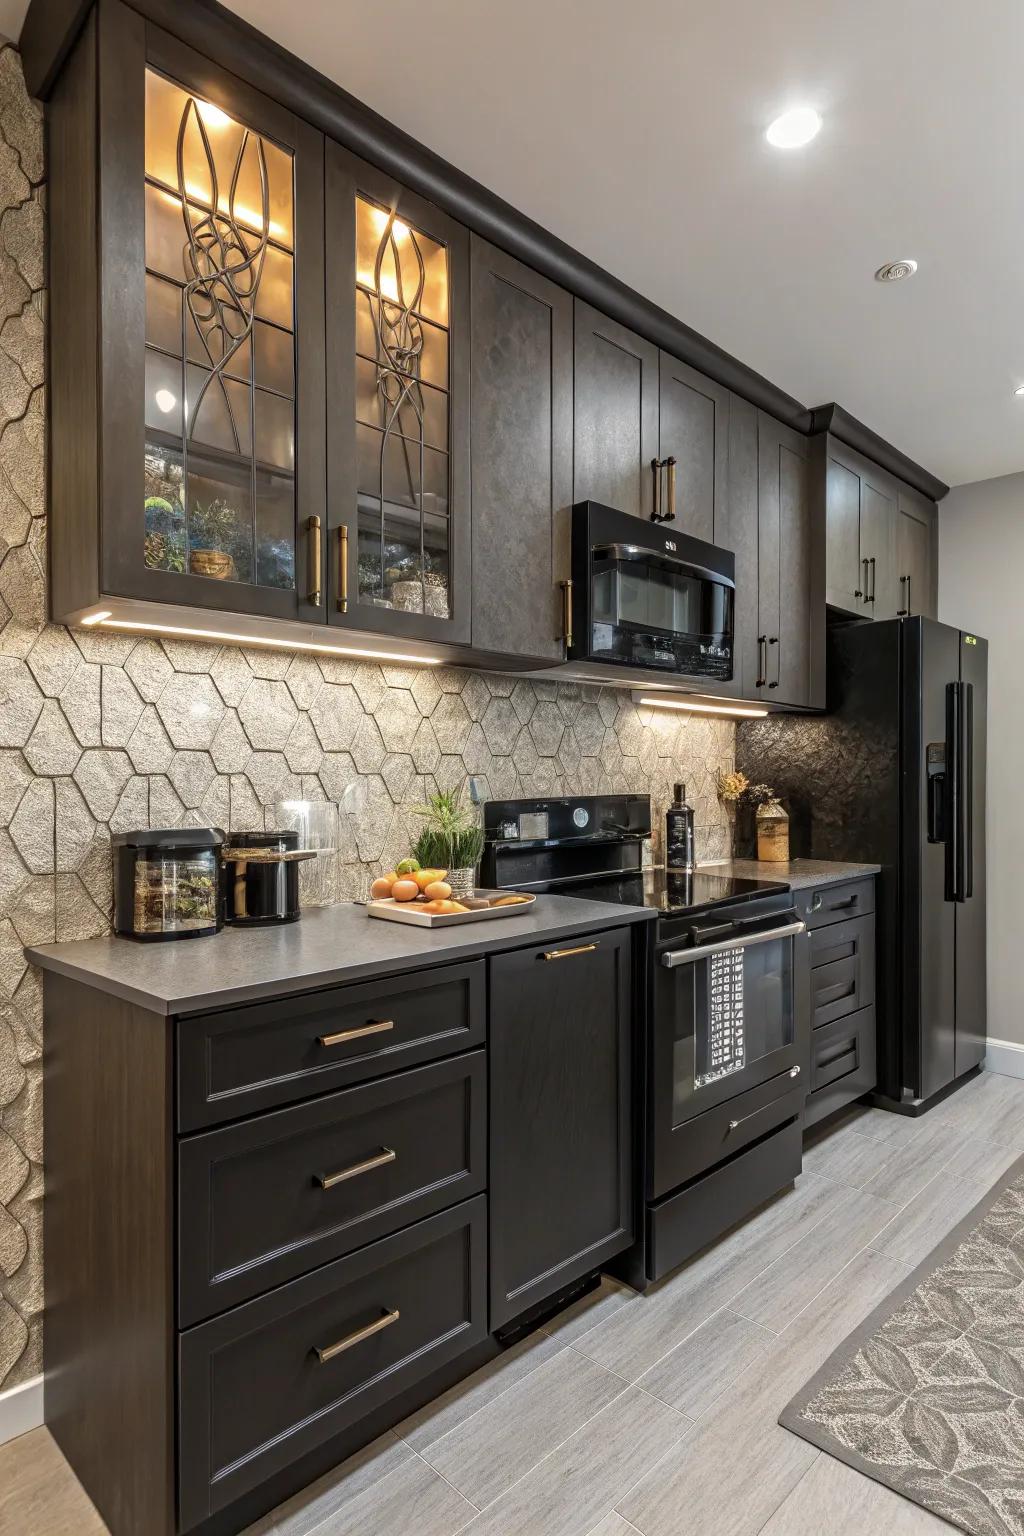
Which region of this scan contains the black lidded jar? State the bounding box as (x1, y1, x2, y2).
(222, 830, 302, 926)
(665, 782, 696, 872)
(113, 828, 225, 941)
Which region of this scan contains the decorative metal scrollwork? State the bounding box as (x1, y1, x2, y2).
(176, 97, 269, 453)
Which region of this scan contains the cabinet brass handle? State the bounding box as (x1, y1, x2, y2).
(541, 942, 598, 961)
(665, 456, 677, 522)
(318, 1018, 394, 1047)
(315, 1307, 400, 1364)
(306, 515, 322, 606)
(317, 1146, 396, 1190)
(337, 524, 349, 613)
(560, 578, 574, 649)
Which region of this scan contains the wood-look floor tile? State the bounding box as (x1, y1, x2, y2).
(931, 1070, 1024, 1143)
(617, 1248, 907, 1536)
(759, 1450, 951, 1534)
(800, 1117, 893, 1188)
(541, 1276, 637, 1347)
(729, 1185, 899, 1333)
(395, 1330, 564, 1454)
(636, 1308, 772, 1419)
(839, 1104, 928, 1146)
(860, 1120, 966, 1205)
(570, 1174, 844, 1382)
(459, 1385, 689, 1536)
(585, 1514, 643, 1536)
(0, 1430, 106, 1536)
(869, 1165, 1005, 1269)
(280, 1452, 473, 1536)
(243, 1432, 415, 1535)
(420, 1344, 627, 1508)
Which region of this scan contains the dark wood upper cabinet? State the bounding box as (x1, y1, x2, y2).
(896, 484, 938, 620)
(723, 393, 760, 697)
(658, 354, 730, 543)
(469, 238, 573, 661)
(488, 928, 634, 1331)
(573, 302, 659, 519)
(756, 415, 823, 709)
(325, 141, 471, 645)
(50, 4, 328, 626)
(824, 438, 903, 622)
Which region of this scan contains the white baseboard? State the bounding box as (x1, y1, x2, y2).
(984, 1038, 1024, 1080)
(0, 1373, 42, 1446)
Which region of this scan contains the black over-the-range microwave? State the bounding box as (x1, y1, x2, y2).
(567, 502, 735, 680)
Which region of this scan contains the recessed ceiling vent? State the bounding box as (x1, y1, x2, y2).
(875, 259, 918, 282)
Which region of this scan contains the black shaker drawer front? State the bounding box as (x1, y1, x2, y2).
(178, 1052, 486, 1325)
(650, 1065, 805, 1198)
(178, 1197, 487, 1530)
(800, 877, 875, 930)
(805, 1007, 877, 1129)
(177, 960, 485, 1129)
(809, 914, 875, 1027)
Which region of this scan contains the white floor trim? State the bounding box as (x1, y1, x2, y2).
(985, 1038, 1024, 1080)
(0, 1373, 42, 1447)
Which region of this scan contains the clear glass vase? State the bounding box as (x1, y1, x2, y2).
(272, 799, 340, 906)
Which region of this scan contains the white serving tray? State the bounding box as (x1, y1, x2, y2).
(366, 889, 536, 927)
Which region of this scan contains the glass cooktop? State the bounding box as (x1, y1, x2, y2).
(561, 867, 790, 916)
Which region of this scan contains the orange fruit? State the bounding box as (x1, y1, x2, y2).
(390, 878, 420, 902)
(424, 880, 452, 900)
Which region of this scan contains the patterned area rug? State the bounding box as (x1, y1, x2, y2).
(780, 1153, 1024, 1535)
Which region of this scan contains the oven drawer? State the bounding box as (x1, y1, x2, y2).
(649, 1065, 805, 1197)
(178, 1052, 486, 1326)
(177, 960, 486, 1129)
(178, 1196, 487, 1530)
(799, 878, 875, 930)
(646, 1116, 802, 1282)
(809, 914, 875, 1027)
(805, 1006, 877, 1129)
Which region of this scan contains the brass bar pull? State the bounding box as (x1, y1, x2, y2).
(337, 524, 349, 614)
(317, 1146, 396, 1190)
(560, 578, 574, 649)
(306, 515, 322, 606)
(651, 458, 661, 522)
(541, 942, 598, 961)
(315, 1307, 400, 1365)
(665, 456, 677, 522)
(318, 1018, 394, 1048)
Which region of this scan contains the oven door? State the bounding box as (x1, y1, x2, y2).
(650, 910, 809, 1198)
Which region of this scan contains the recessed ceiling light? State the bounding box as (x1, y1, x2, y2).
(875, 260, 918, 283)
(765, 107, 822, 149)
(1013, 385, 1024, 399)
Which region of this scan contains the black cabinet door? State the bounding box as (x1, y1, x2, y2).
(723, 393, 760, 697)
(860, 466, 899, 621)
(469, 238, 573, 660)
(824, 438, 900, 621)
(488, 927, 634, 1330)
(757, 415, 822, 708)
(658, 353, 730, 543)
(88, 19, 327, 624)
(896, 484, 937, 620)
(325, 141, 471, 643)
(573, 302, 659, 520)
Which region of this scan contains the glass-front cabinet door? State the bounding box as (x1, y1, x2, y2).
(102, 25, 326, 622)
(325, 143, 470, 643)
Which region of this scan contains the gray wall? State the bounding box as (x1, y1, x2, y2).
(939, 471, 1022, 1048)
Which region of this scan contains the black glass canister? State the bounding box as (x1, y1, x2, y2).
(113, 828, 225, 941)
(222, 830, 302, 925)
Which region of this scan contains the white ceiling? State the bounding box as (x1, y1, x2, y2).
(6, 0, 1024, 487)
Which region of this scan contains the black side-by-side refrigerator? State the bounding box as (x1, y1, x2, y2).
(736, 616, 986, 1112)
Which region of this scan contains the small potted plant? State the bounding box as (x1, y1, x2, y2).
(411, 789, 485, 899)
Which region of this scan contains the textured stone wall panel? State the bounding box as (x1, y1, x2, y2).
(0, 45, 736, 1391)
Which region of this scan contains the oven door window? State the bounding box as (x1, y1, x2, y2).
(592, 554, 732, 637)
(671, 935, 795, 1122)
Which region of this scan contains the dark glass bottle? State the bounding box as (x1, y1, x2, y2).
(666, 782, 695, 872)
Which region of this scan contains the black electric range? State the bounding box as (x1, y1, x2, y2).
(481, 793, 810, 1289)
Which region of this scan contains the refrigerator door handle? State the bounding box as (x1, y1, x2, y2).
(945, 681, 961, 903)
(963, 681, 974, 900)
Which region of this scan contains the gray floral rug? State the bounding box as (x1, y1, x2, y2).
(780, 1154, 1024, 1535)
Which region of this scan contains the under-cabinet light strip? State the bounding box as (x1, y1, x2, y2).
(87, 615, 442, 667)
(637, 696, 769, 719)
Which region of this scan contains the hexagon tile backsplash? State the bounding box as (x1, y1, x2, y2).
(0, 44, 734, 1392)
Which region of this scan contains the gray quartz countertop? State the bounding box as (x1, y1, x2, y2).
(703, 857, 881, 891)
(26, 894, 653, 1016)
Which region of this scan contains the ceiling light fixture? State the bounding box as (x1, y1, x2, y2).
(637, 696, 769, 719)
(196, 101, 230, 129)
(875, 260, 918, 283)
(765, 106, 822, 149)
(1013, 385, 1024, 399)
(83, 615, 442, 666)
(153, 388, 177, 414)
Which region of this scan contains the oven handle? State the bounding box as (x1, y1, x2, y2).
(660, 917, 806, 967)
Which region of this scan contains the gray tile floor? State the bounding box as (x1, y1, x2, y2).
(236, 1068, 1024, 1536)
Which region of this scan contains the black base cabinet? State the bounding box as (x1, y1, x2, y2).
(488, 927, 634, 1331)
(799, 877, 879, 1127)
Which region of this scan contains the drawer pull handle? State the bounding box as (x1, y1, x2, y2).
(315, 1307, 400, 1364)
(541, 943, 599, 961)
(318, 1019, 395, 1048)
(831, 896, 859, 910)
(317, 1147, 396, 1190)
